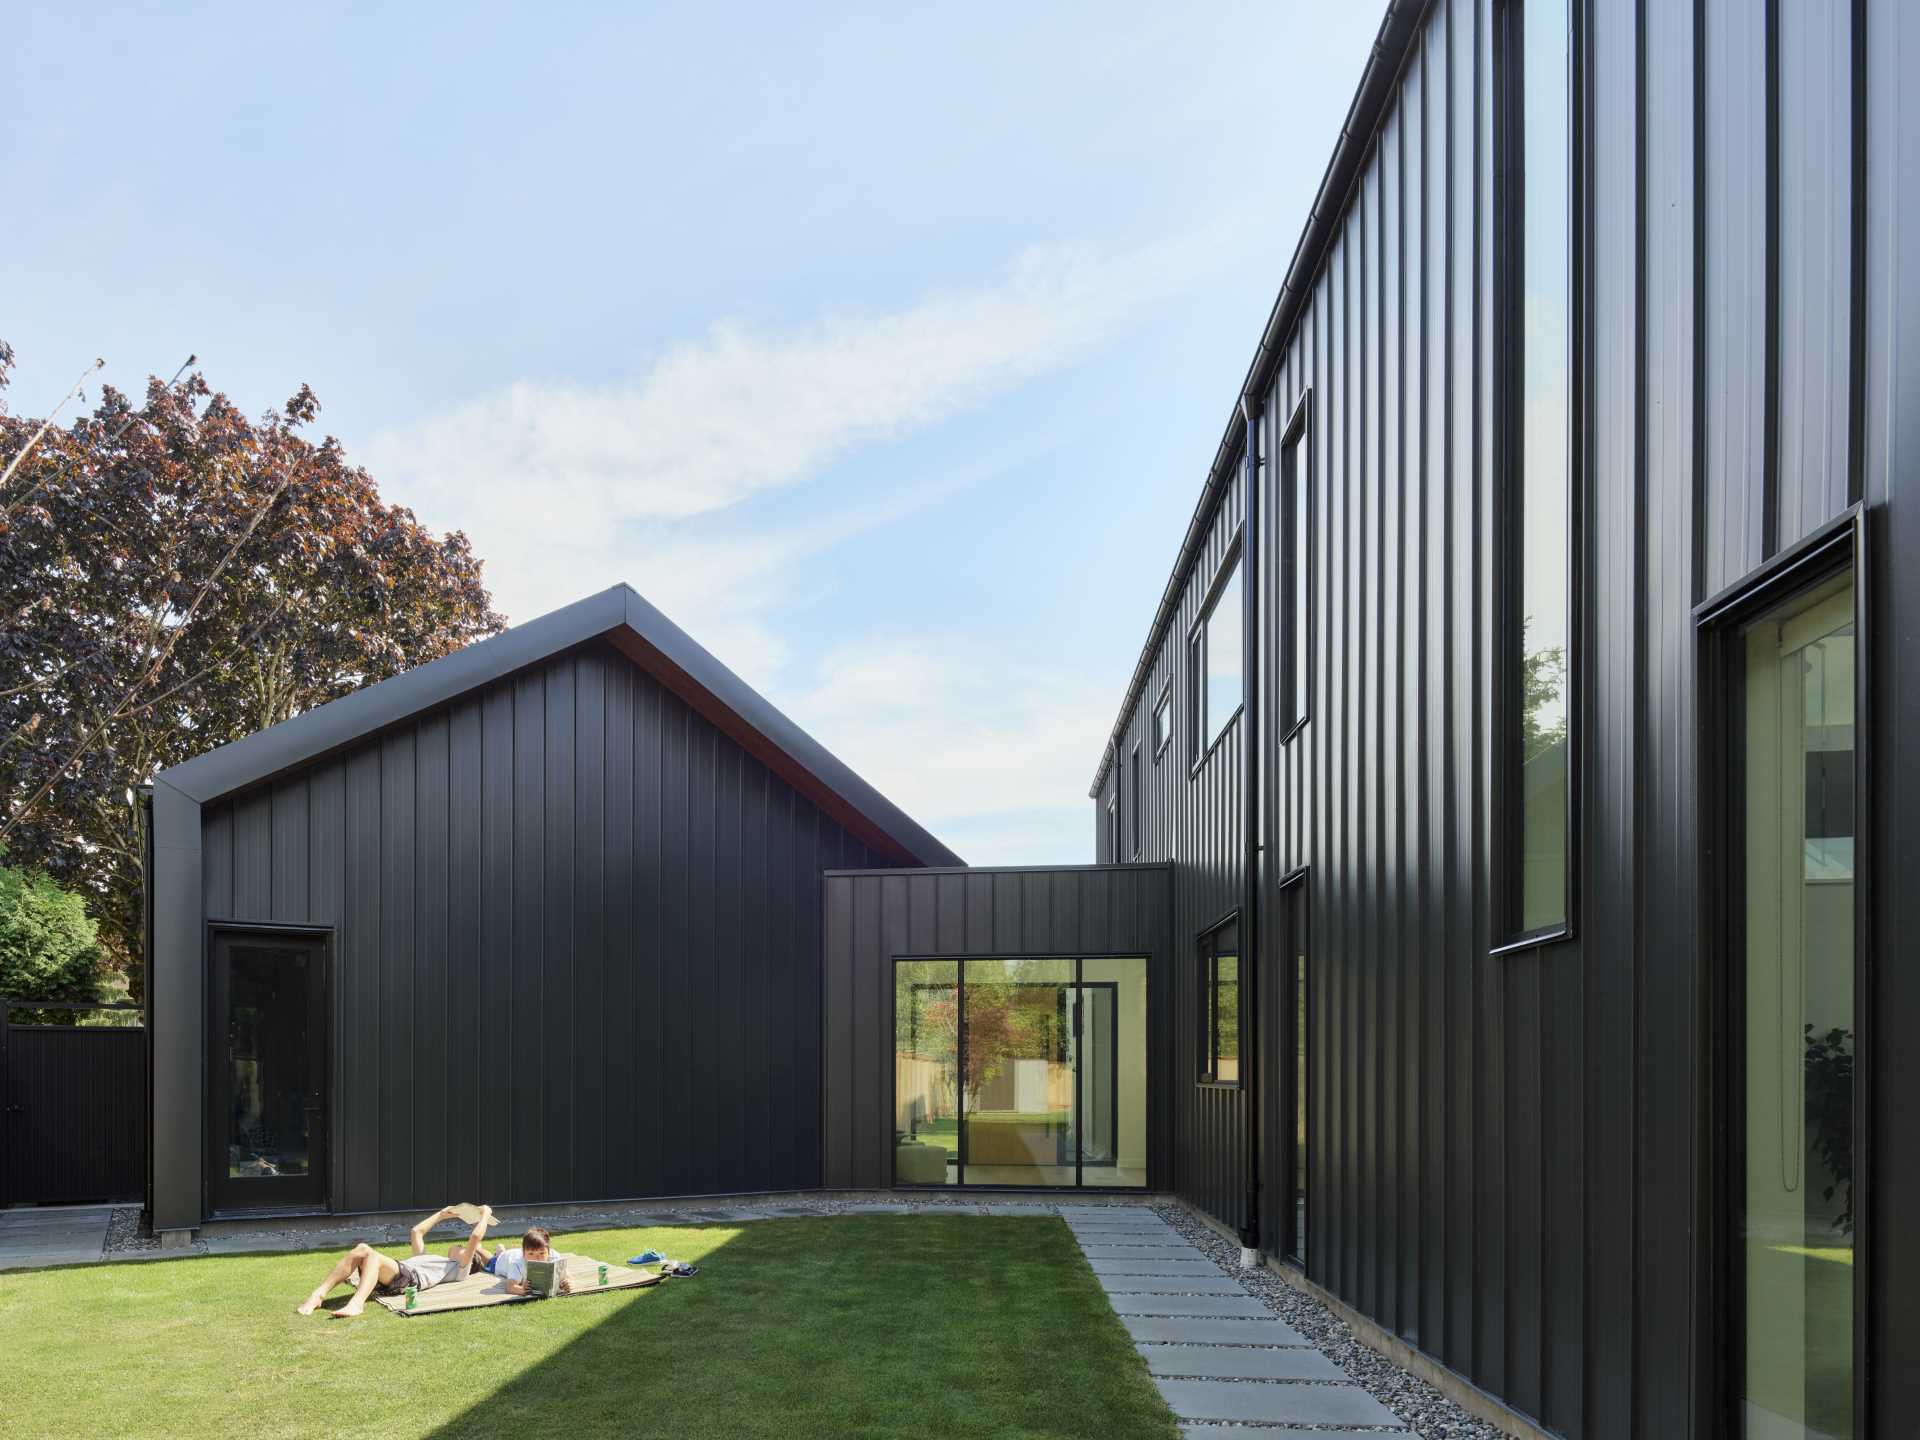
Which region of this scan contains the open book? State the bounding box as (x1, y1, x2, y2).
(522, 1256, 564, 1298)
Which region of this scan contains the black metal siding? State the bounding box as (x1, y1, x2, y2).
(196, 641, 898, 1216)
(1095, 0, 1914, 1434)
(819, 864, 1172, 1191)
(2, 1026, 146, 1204)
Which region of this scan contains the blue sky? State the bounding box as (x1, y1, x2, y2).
(6, 2, 1382, 864)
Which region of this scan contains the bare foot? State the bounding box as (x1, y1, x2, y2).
(331, 1300, 366, 1319)
(296, 1292, 327, 1316)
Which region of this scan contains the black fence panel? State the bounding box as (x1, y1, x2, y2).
(1, 1016, 147, 1205)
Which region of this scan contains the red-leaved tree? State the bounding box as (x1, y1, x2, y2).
(0, 345, 505, 995)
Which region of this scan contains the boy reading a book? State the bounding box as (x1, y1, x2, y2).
(295, 1203, 497, 1317)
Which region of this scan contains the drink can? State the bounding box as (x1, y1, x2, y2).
(405, 1285, 417, 1310)
(598, 1264, 608, 1286)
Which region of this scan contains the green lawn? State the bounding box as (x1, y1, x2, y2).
(0, 1214, 1177, 1440)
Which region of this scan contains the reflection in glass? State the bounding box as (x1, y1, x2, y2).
(894, 960, 960, 1185)
(1290, 896, 1309, 1264)
(1081, 958, 1148, 1188)
(1513, 0, 1572, 934)
(1201, 922, 1240, 1085)
(1203, 560, 1243, 753)
(1740, 575, 1854, 1439)
(1284, 422, 1310, 732)
(892, 957, 1149, 1189)
(961, 959, 1074, 1186)
(227, 946, 313, 1179)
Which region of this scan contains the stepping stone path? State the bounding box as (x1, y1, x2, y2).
(1057, 1206, 1406, 1436)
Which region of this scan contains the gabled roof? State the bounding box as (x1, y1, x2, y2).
(157, 583, 963, 869)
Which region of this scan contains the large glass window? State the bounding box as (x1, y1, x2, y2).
(1736, 574, 1855, 1438)
(892, 957, 1148, 1189)
(1199, 920, 1240, 1086)
(1192, 555, 1244, 761)
(1499, 0, 1574, 941)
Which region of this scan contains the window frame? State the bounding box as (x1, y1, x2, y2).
(1152, 683, 1173, 761)
(1106, 791, 1119, 864)
(1128, 742, 1143, 859)
(1277, 865, 1310, 1266)
(1491, 0, 1584, 956)
(1188, 534, 1246, 776)
(1196, 913, 1242, 1089)
(1696, 506, 1871, 1437)
(1279, 389, 1313, 743)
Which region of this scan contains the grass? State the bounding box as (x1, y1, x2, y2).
(0, 1214, 1178, 1440)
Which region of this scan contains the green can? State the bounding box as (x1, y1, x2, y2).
(597, 1264, 608, 1287)
(404, 1285, 417, 1311)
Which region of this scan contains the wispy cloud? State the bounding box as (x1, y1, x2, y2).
(778, 637, 1114, 865)
(363, 225, 1232, 860)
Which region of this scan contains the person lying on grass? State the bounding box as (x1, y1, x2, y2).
(470, 1224, 573, 1296)
(296, 1203, 498, 1318)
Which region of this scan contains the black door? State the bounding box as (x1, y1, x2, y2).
(208, 932, 329, 1212)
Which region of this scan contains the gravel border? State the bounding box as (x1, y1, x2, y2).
(1149, 1203, 1499, 1439)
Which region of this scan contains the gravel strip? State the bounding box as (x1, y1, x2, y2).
(105, 1205, 208, 1257)
(1152, 1203, 1499, 1440)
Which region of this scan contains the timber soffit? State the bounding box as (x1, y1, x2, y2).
(154, 582, 963, 870)
(1087, 0, 1430, 799)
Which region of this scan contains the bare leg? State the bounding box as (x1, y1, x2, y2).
(448, 1206, 495, 1279)
(332, 1246, 401, 1319)
(297, 1245, 373, 1315)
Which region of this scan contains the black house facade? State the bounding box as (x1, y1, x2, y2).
(143, 1, 1920, 1436)
(1082, 1, 1915, 1437)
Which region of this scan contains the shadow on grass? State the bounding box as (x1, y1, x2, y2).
(423, 1215, 1176, 1440)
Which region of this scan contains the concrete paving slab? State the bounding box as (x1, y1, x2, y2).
(1136, 1344, 1346, 1381)
(1153, 1379, 1405, 1428)
(1077, 1245, 1202, 1259)
(836, 1203, 915, 1214)
(1067, 1228, 1167, 1244)
(981, 1204, 1051, 1216)
(1122, 1316, 1311, 1346)
(1182, 1427, 1379, 1438)
(1085, 1258, 1218, 1275)
(1097, 1272, 1245, 1296)
(0, 1248, 105, 1270)
(1107, 1293, 1273, 1318)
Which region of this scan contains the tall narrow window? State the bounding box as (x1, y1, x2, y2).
(1191, 551, 1244, 763)
(1276, 875, 1309, 1265)
(1129, 744, 1143, 858)
(1280, 397, 1312, 736)
(1153, 686, 1173, 758)
(1107, 792, 1119, 864)
(1199, 919, 1240, 1086)
(1734, 572, 1856, 1440)
(1498, 0, 1574, 942)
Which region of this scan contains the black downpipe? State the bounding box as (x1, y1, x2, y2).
(1238, 398, 1261, 1260)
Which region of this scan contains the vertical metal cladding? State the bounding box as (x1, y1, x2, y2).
(197, 640, 899, 1213)
(1094, 0, 1914, 1434)
(819, 864, 1172, 1191)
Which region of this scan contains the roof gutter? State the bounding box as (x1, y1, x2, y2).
(1087, 0, 1431, 799)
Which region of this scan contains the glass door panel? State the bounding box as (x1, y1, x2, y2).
(1080, 957, 1148, 1188)
(960, 959, 1074, 1186)
(1738, 574, 1855, 1439)
(209, 933, 328, 1211)
(894, 961, 959, 1185)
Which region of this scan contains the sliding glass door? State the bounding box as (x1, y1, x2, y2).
(893, 956, 1147, 1189)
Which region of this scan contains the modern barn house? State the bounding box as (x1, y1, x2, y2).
(139, 0, 1920, 1436)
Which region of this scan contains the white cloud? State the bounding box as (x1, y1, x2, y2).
(776, 637, 1111, 865)
(363, 225, 1234, 634)
(362, 228, 1228, 859)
